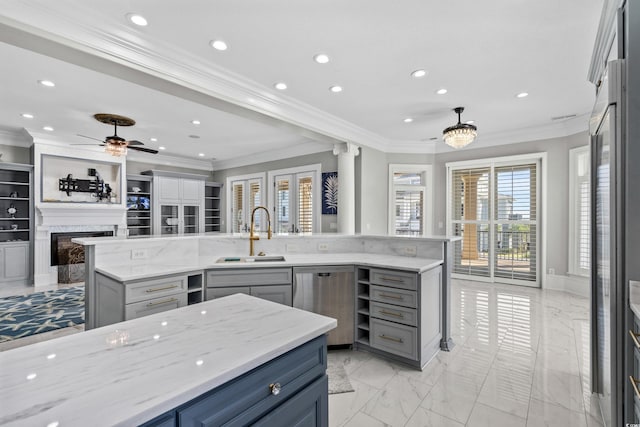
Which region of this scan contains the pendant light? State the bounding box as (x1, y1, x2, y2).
(443, 107, 477, 149)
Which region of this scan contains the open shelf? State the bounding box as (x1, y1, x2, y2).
(126, 175, 153, 237)
(204, 182, 222, 232)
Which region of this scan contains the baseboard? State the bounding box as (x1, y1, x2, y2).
(544, 273, 589, 298)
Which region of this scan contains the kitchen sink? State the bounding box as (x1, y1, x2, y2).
(216, 256, 286, 263)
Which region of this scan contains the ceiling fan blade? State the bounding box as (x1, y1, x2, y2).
(71, 143, 107, 146)
(126, 140, 144, 146)
(77, 134, 106, 142)
(129, 146, 159, 154)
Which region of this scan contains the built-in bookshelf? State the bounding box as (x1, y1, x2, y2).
(126, 175, 152, 237)
(204, 182, 222, 233)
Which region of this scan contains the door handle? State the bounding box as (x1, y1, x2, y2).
(317, 273, 332, 277)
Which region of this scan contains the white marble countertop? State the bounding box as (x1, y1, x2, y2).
(95, 253, 444, 282)
(0, 294, 336, 427)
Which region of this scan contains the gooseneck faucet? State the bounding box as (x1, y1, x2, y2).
(249, 206, 272, 256)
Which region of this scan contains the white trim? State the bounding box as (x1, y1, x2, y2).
(545, 274, 590, 298)
(267, 163, 322, 234)
(387, 164, 433, 236)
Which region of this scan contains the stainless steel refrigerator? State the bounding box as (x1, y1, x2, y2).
(589, 1, 640, 425)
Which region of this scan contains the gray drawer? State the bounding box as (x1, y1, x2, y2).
(370, 285, 417, 308)
(178, 335, 326, 426)
(370, 301, 417, 327)
(125, 292, 187, 320)
(370, 318, 418, 360)
(207, 268, 292, 287)
(370, 269, 416, 291)
(125, 275, 187, 304)
(207, 286, 251, 300)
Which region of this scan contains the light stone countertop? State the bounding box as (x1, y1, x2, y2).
(0, 294, 336, 427)
(95, 253, 444, 282)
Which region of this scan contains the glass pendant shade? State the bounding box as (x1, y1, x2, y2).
(443, 107, 477, 149)
(105, 144, 127, 156)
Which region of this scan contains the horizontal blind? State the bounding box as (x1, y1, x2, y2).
(579, 180, 590, 270)
(249, 180, 262, 230)
(298, 176, 313, 233)
(394, 189, 423, 236)
(493, 164, 537, 282)
(275, 178, 290, 234)
(232, 182, 243, 233)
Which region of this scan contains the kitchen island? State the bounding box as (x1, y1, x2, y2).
(0, 294, 336, 426)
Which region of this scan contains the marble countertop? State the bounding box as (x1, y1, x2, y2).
(95, 253, 444, 282)
(0, 294, 336, 427)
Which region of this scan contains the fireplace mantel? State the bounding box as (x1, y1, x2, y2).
(36, 203, 126, 227)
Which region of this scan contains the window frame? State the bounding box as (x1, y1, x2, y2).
(225, 172, 266, 233)
(568, 145, 590, 277)
(387, 164, 433, 236)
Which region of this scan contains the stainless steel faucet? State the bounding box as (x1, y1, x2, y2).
(249, 206, 272, 256)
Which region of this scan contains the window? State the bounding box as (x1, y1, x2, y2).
(569, 146, 590, 276)
(388, 165, 432, 236)
(447, 154, 543, 286)
(268, 164, 320, 234)
(226, 173, 265, 233)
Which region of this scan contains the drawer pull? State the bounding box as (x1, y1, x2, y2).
(146, 298, 177, 307)
(630, 330, 640, 350)
(631, 376, 640, 400)
(269, 382, 282, 396)
(380, 276, 404, 283)
(145, 284, 179, 293)
(379, 334, 403, 344)
(380, 310, 404, 318)
(379, 293, 403, 300)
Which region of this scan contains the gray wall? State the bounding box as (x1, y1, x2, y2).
(212, 150, 338, 232)
(432, 132, 588, 276)
(126, 160, 213, 178)
(0, 144, 31, 164)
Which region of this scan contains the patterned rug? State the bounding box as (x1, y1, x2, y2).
(327, 356, 355, 395)
(0, 286, 84, 342)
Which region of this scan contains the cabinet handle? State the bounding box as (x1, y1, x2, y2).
(379, 334, 403, 344)
(630, 330, 640, 350)
(380, 276, 404, 283)
(269, 382, 282, 396)
(631, 376, 640, 400)
(146, 298, 177, 307)
(379, 293, 402, 300)
(380, 310, 404, 318)
(145, 284, 179, 293)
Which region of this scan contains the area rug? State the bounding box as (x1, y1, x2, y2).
(0, 286, 84, 342)
(327, 358, 355, 395)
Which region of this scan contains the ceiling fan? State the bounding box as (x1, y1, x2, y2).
(76, 113, 159, 156)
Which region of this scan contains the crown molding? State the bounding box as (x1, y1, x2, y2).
(0, 127, 33, 147)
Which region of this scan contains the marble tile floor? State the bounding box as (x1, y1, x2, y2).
(329, 279, 603, 427)
(0, 278, 603, 427)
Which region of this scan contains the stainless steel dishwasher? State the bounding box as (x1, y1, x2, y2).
(293, 266, 354, 346)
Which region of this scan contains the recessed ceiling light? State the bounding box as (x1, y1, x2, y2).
(21, 113, 34, 119)
(274, 82, 288, 90)
(43, 126, 54, 131)
(189, 135, 200, 139)
(191, 120, 201, 125)
(436, 88, 447, 95)
(516, 92, 529, 98)
(127, 14, 148, 26)
(198, 153, 205, 157)
(150, 137, 158, 142)
(314, 53, 330, 64)
(403, 118, 414, 123)
(210, 40, 228, 51)
(38, 80, 55, 87)
(411, 69, 427, 78)
(159, 146, 166, 150)
(329, 85, 343, 93)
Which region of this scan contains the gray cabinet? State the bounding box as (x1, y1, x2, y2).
(0, 163, 32, 286)
(95, 272, 188, 327)
(141, 335, 328, 427)
(126, 175, 152, 237)
(206, 268, 293, 306)
(204, 182, 222, 232)
(356, 265, 442, 369)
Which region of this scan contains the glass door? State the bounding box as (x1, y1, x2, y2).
(273, 172, 314, 234)
(182, 205, 199, 234)
(160, 204, 179, 235)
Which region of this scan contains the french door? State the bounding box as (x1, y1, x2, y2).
(230, 178, 263, 233)
(449, 158, 540, 286)
(272, 172, 314, 234)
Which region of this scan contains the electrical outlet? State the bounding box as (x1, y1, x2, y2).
(286, 244, 299, 253)
(404, 246, 417, 256)
(131, 249, 148, 260)
(438, 221, 444, 229)
(548, 268, 555, 275)
(330, 222, 337, 230)
(318, 243, 329, 251)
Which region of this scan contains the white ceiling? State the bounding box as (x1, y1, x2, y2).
(0, 0, 603, 170)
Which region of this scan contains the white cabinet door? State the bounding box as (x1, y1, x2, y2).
(181, 179, 203, 204)
(157, 176, 181, 202)
(1, 243, 29, 281)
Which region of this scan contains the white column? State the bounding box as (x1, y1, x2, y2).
(332, 142, 360, 234)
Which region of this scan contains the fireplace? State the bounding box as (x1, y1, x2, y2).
(51, 231, 114, 283)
